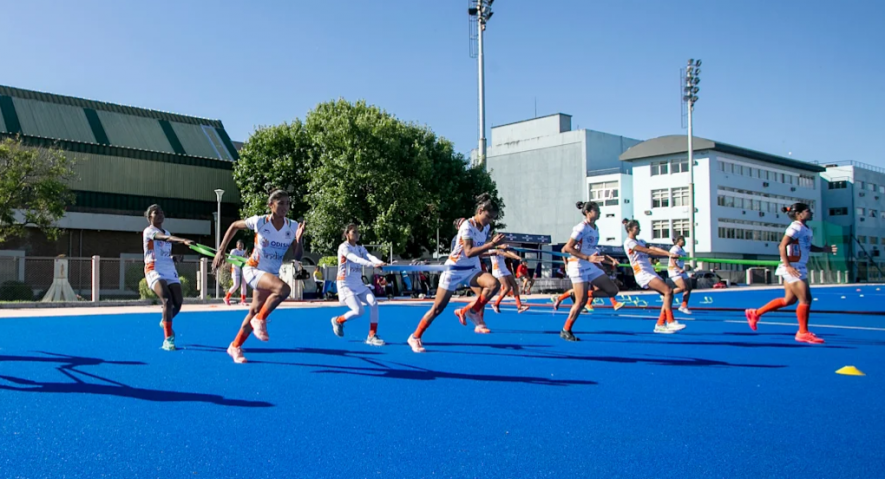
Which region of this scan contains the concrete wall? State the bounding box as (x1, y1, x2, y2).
(487, 139, 585, 245)
(585, 131, 641, 173)
(491, 114, 571, 146)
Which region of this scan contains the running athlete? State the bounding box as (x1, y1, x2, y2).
(224, 240, 248, 306)
(330, 224, 387, 346)
(745, 203, 837, 344)
(213, 189, 305, 363)
(143, 204, 194, 351)
(624, 220, 685, 334)
(558, 201, 621, 341)
(490, 252, 529, 314)
(668, 236, 692, 314)
(407, 194, 505, 353)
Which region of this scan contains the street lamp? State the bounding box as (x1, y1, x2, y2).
(468, 0, 495, 168)
(214, 189, 225, 299)
(683, 59, 701, 268)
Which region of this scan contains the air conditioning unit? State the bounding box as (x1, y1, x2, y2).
(644, 210, 652, 216)
(873, 250, 881, 257)
(876, 196, 880, 200)
(861, 218, 866, 222)
(790, 187, 796, 191)
(762, 182, 769, 187)
(759, 212, 765, 217)
(625, 199, 630, 204)
(860, 192, 866, 197)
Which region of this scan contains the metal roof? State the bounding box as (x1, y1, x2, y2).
(0, 84, 239, 163)
(619, 135, 825, 173)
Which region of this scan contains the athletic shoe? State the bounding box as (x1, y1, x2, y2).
(560, 330, 580, 341)
(612, 301, 625, 311)
(745, 309, 760, 331)
(517, 305, 530, 313)
(491, 303, 500, 314)
(552, 295, 563, 311)
(678, 306, 692, 315)
(474, 324, 491, 334)
(224, 295, 231, 306)
(240, 296, 247, 305)
(365, 335, 385, 346)
(227, 343, 247, 363)
(795, 331, 825, 344)
(455, 307, 469, 326)
(654, 324, 675, 334)
(161, 335, 176, 351)
(407, 334, 425, 353)
(250, 318, 269, 341)
(331, 317, 344, 337)
(666, 320, 687, 332)
(584, 304, 594, 312)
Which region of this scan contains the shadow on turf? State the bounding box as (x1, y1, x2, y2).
(0, 352, 273, 408)
(431, 348, 786, 369)
(186, 346, 596, 386)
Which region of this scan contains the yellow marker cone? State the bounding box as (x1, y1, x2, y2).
(835, 366, 865, 376)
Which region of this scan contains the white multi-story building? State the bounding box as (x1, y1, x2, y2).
(618, 135, 824, 263)
(486, 113, 640, 245)
(821, 161, 885, 280)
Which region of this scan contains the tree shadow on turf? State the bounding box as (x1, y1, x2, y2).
(0, 352, 272, 408)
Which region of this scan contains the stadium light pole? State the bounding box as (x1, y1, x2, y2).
(684, 59, 701, 268)
(214, 189, 225, 299)
(469, 0, 494, 168)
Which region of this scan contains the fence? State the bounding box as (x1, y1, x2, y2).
(0, 256, 209, 301)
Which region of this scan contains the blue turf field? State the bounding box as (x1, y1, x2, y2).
(1, 285, 884, 478)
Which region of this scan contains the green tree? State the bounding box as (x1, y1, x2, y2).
(0, 138, 75, 243)
(233, 99, 504, 258)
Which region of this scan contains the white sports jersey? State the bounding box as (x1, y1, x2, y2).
(244, 215, 299, 275)
(336, 242, 382, 289)
(490, 254, 510, 275)
(230, 248, 246, 269)
(668, 245, 686, 273)
(446, 218, 489, 269)
(568, 220, 600, 267)
(784, 221, 813, 268)
(624, 238, 657, 276)
(143, 226, 175, 274)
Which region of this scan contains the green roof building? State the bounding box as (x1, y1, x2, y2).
(0, 84, 241, 258)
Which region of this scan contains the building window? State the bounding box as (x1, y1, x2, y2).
(829, 207, 848, 216)
(872, 237, 879, 246)
(871, 209, 879, 218)
(650, 161, 669, 176)
(857, 207, 866, 216)
(651, 189, 669, 208)
(881, 211, 885, 219)
(879, 185, 885, 194)
(652, 220, 670, 240)
(869, 183, 878, 192)
(671, 158, 689, 173)
(858, 235, 867, 244)
(672, 219, 690, 238)
(605, 237, 616, 242)
(860, 181, 866, 189)
(799, 175, 815, 188)
(589, 181, 619, 206)
(671, 187, 689, 207)
(828, 180, 847, 189)
(719, 161, 726, 172)
(605, 213, 615, 218)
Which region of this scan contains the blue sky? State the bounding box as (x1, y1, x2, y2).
(2, 0, 883, 166)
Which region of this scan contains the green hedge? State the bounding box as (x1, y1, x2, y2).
(0, 281, 34, 301)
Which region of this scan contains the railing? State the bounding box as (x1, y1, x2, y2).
(822, 160, 885, 175)
(587, 166, 632, 177)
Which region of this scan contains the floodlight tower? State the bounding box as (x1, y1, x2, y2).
(468, 0, 494, 168)
(683, 59, 701, 267)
